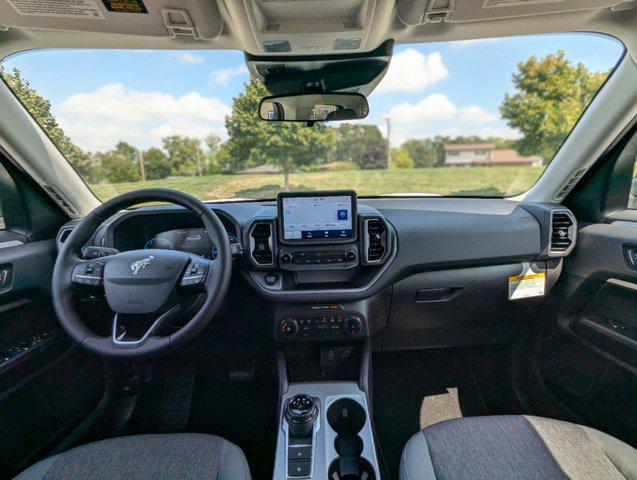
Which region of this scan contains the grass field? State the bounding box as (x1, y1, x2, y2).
(89, 166, 545, 202)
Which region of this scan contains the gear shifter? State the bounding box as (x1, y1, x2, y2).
(285, 394, 318, 439)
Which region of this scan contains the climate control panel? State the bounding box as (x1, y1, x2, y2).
(277, 313, 364, 342)
(277, 246, 359, 271)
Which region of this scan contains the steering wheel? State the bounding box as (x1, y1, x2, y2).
(52, 189, 232, 358)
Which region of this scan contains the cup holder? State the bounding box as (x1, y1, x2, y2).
(327, 399, 373, 480)
(335, 435, 363, 457)
(328, 458, 376, 480)
(327, 398, 366, 434)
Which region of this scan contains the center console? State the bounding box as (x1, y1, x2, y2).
(275, 382, 381, 480)
(244, 190, 388, 478)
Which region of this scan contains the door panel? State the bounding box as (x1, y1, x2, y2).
(0, 239, 105, 478)
(539, 222, 637, 446)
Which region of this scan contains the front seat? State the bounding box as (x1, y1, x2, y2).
(400, 415, 637, 480)
(14, 433, 251, 480)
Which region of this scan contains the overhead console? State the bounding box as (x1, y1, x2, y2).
(244, 190, 394, 299)
(228, 0, 393, 57)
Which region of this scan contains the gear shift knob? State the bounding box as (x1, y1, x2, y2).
(285, 394, 318, 439)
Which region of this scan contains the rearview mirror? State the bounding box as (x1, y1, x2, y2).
(259, 93, 369, 122)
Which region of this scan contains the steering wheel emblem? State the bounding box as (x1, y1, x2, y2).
(130, 255, 154, 275)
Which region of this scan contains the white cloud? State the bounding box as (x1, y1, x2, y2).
(386, 93, 457, 124)
(373, 93, 522, 146)
(375, 49, 448, 94)
(169, 52, 204, 64)
(56, 83, 230, 151)
(459, 105, 498, 124)
(210, 65, 248, 86)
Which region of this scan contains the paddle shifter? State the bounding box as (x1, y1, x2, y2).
(284, 394, 318, 439)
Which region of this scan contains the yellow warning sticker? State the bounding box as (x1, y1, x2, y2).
(102, 0, 147, 14)
(508, 272, 546, 300)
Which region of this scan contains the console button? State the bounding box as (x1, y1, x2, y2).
(280, 252, 293, 264)
(344, 250, 357, 262)
(343, 316, 362, 336)
(289, 445, 312, 460)
(280, 319, 299, 337)
(288, 460, 311, 477)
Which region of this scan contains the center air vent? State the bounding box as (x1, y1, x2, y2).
(549, 211, 576, 255)
(249, 221, 274, 265)
(363, 218, 389, 263)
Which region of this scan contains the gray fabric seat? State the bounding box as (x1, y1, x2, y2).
(14, 433, 251, 480)
(400, 415, 637, 480)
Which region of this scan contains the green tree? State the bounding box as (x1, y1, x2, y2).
(95, 151, 140, 183)
(225, 77, 334, 188)
(204, 133, 222, 174)
(402, 138, 438, 168)
(114, 141, 138, 163)
(0, 66, 98, 179)
(214, 143, 233, 173)
(225, 77, 270, 171)
(143, 147, 171, 180)
(391, 147, 414, 168)
(335, 124, 387, 169)
(500, 50, 607, 163)
(162, 135, 204, 176)
(263, 124, 334, 189)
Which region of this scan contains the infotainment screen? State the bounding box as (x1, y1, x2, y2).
(278, 191, 357, 243)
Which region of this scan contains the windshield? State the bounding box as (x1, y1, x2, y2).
(0, 34, 623, 202)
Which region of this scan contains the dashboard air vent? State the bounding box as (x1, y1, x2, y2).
(364, 218, 387, 263)
(250, 221, 274, 265)
(549, 211, 575, 255)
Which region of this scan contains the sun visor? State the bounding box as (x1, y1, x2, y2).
(0, 0, 223, 40)
(397, 0, 621, 25)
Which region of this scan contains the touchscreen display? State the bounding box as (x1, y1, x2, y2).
(282, 195, 353, 241)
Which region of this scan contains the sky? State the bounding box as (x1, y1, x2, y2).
(2, 33, 624, 152)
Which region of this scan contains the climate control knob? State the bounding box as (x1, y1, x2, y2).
(343, 316, 362, 336)
(280, 319, 299, 337)
(280, 252, 292, 264)
(344, 250, 357, 262)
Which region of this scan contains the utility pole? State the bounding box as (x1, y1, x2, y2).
(386, 117, 391, 169)
(139, 150, 146, 182)
(196, 148, 202, 177)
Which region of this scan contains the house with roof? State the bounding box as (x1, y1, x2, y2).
(443, 143, 542, 167)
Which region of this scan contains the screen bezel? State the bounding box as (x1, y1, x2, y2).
(277, 190, 358, 245)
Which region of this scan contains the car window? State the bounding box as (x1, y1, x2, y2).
(0, 34, 624, 202)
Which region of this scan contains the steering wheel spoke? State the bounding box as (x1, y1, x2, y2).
(112, 305, 181, 349)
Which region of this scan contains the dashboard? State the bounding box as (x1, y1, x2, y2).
(59, 191, 577, 349)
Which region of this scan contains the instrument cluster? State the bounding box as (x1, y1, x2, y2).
(144, 228, 238, 259)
